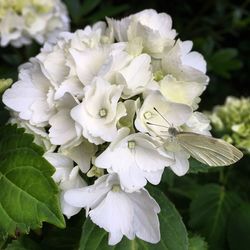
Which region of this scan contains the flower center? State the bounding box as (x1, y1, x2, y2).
(99, 108, 107, 118)
(153, 70, 164, 81)
(128, 140, 136, 149)
(144, 111, 152, 119)
(87, 166, 104, 178)
(112, 184, 121, 192)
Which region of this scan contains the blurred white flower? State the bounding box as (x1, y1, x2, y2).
(0, 78, 13, 93)
(95, 128, 174, 191)
(0, 0, 69, 47)
(64, 174, 160, 245)
(44, 152, 86, 219)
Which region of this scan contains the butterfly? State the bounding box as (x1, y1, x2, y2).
(147, 108, 243, 166)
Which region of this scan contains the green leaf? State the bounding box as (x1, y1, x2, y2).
(80, 0, 102, 16)
(40, 212, 85, 250)
(227, 202, 250, 250)
(79, 187, 188, 250)
(0, 125, 65, 238)
(188, 235, 208, 250)
(0, 99, 9, 126)
(188, 158, 209, 173)
(160, 169, 175, 187)
(189, 184, 241, 250)
(87, 4, 129, 23)
(64, 0, 82, 23)
(208, 48, 242, 78)
(1, 53, 23, 66)
(5, 237, 41, 250)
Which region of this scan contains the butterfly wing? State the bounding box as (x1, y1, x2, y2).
(176, 132, 243, 166)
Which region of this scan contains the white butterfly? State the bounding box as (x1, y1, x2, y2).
(148, 108, 243, 167)
(166, 126, 243, 166)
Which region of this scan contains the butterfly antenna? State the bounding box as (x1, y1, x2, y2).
(153, 107, 171, 126)
(146, 121, 168, 129)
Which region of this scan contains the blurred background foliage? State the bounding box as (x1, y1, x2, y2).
(1, 0, 250, 249)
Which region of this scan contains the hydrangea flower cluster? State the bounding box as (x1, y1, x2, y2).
(210, 96, 250, 153)
(2, 9, 211, 245)
(0, 0, 69, 47)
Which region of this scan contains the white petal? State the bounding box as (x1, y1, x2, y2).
(2, 80, 44, 121)
(37, 48, 68, 85)
(135, 93, 192, 135)
(55, 77, 84, 100)
(115, 163, 148, 192)
(183, 112, 211, 136)
(128, 189, 160, 243)
(60, 166, 87, 190)
(61, 140, 97, 173)
(142, 170, 164, 185)
(170, 151, 190, 176)
(160, 75, 205, 108)
(116, 54, 152, 97)
(49, 109, 79, 146)
(135, 136, 173, 171)
(64, 175, 111, 208)
(60, 191, 82, 219)
(43, 152, 73, 183)
(70, 47, 109, 85)
(71, 78, 126, 144)
(162, 40, 208, 84)
(89, 191, 134, 245)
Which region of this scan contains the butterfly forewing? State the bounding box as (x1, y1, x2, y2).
(176, 132, 243, 166)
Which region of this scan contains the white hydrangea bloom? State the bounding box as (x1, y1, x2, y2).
(108, 9, 177, 57)
(64, 174, 160, 245)
(95, 128, 174, 191)
(44, 152, 87, 219)
(1, 9, 216, 245)
(71, 77, 126, 145)
(0, 0, 69, 47)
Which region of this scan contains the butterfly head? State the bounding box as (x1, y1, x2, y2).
(168, 127, 178, 137)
